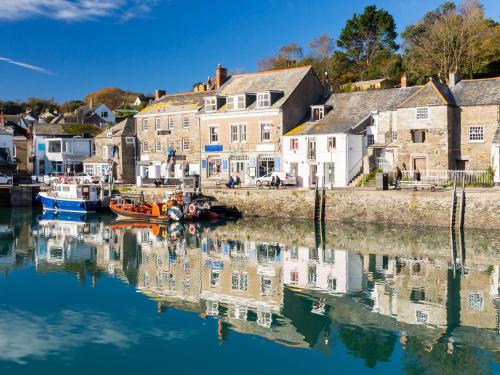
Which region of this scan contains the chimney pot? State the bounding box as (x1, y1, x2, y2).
(401, 73, 408, 88)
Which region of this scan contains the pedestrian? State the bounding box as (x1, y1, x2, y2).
(226, 176, 234, 188)
(167, 145, 174, 163)
(270, 175, 276, 189)
(275, 175, 281, 189)
(395, 166, 402, 190)
(139, 190, 145, 204)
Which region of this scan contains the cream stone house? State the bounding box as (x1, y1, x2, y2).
(198, 66, 323, 185)
(83, 118, 136, 182)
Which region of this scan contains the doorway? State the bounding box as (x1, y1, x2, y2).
(455, 159, 468, 170)
(309, 164, 318, 186)
(230, 159, 247, 183)
(413, 157, 427, 172)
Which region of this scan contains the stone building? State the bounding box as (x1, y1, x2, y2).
(198, 65, 324, 185)
(135, 91, 208, 179)
(83, 118, 136, 183)
(341, 77, 394, 92)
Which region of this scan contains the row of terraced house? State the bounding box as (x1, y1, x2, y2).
(18, 64, 497, 187)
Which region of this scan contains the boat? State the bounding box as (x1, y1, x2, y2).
(36, 182, 111, 213)
(110, 192, 241, 223)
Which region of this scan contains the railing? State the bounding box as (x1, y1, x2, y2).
(348, 158, 364, 182)
(375, 157, 394, 172)
(398, 169, 493, 186)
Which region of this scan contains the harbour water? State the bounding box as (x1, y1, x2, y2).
(1, 208, 500, 374)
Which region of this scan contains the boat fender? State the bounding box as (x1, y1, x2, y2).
(188, 204, 196, 214)
(188, 224, 196, 235)
(161, 204, 168, 215)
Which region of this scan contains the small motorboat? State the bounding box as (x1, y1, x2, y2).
(37, 182, 111, 213)
(110, 192, 186, 222)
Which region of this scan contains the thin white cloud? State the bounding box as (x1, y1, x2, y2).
(0, 56, 51, 74)
(0, 0, 159, 22)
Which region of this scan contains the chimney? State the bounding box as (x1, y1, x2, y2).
(400, 73, 408, 88)
(155, 89, 166, 100)
(0, 113, 5, 126)
(215, 64, 228, 89)
(448, 69, 460, 86)
(323, 71, 332, 97)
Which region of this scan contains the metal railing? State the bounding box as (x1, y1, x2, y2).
(375, 157, 394, 172)
(348, 158, 364, 182)
(398, 169, 493, 186)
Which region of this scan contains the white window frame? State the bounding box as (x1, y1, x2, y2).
(227, 95, 245, 111)
(106, 132, 112, 139)
(155, 139, 162, 153)
(142, 119, 149, 131)
(367, 134, 375, 146)
(182, 115, 189, 128)
(155, 118, 161, 131)
(311, 106, 325, 121)
(256, 92, 271, 108)
(415, 310, 429, 324)
(205, 97, 217, 112)
(168, 116, 174, 129)
(84, 164, 95, 174)
(468, 125, 484, 143)
(327, 136, 336, 150)
(239, 124, 247, 142)
(125, 137, 135, 144)
(182, 138, 189, 151)
(416, 107, 429, 120)
(290, 138, 298, 151)
(260, 122, 272, 142)
(143, 140, 150, 153)
(209, 126, 219, 144)
(230, 124, 238, 143)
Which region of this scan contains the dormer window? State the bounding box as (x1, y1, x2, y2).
(227, 95, 245, 111)
(256, 93, 271, 108)
(311, 106, 325, 121)
(205, 97, 217, 112)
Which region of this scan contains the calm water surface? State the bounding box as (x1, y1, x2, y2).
(1, 208, 500, 374)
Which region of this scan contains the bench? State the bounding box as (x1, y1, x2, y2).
(399, 180, 437, 191)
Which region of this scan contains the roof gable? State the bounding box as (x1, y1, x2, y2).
(398, 80, 454, 108)
(96, 118, 135, 138)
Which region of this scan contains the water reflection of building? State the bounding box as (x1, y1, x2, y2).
(0, 226, 16, 276)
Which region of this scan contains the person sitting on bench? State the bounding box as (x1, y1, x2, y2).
(226, 176, 235, 188)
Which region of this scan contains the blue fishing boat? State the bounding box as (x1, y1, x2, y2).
(36, 182, 110, 213)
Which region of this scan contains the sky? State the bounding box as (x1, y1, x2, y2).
(0, 0, 499, 103)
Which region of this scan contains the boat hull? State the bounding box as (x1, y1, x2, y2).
(37, 193, 100, 213)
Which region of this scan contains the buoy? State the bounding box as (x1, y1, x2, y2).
(188, 224, 196, 234)
(188, 204, 196, 214)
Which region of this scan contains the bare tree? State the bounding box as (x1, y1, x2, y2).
(309, 34, 334, 73)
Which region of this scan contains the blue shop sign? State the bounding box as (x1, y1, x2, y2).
(205, 259, 224, 270)
(204, 144, 223, 152)
(38, 143, 45, 151)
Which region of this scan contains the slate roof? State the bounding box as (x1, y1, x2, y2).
(95, 118, 135, 138)
(201, 66, 316, 113)
(287, 86, 421, 136)
(450, 77, 500, 106)
(83, 155, 107, 164)
(34, 123, 100, 137)
(138, 91, 208, 115)
(398, 79, 455, 108)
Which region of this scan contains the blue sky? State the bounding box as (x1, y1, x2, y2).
(1, 0, 499, 102)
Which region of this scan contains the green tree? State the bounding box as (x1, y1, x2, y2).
(337, 5, 399, 80)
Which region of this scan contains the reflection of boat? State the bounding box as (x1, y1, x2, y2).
(40, 209, 99, 223)
(110, 193, 241, 222)
(37, 182, 110, 213)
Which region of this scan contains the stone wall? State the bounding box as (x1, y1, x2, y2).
(124, 186, 500, 230)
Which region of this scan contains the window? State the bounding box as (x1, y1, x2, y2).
(142, 140, 150, 153)
(227, 95, 245, 111)
(290, 271, 299, 284)
(155, 118, 161, 131)
(416, 310, 429, 324)
(209, 126, 219, 143)
(142, 119, 149, 131)
(257, 93, 271, 108)
(290, 138, 299, 151)
(62, 141, 72, 153)
(261, 277, 272, 295)
(411, 130, 426, 143)
(208, 156, 222, 177)
(155, 139, 162, 153)
(468, 126, 484, 143)
(467, 292, 484, 311)
(239, 124, 247, 142)
(231, 272, 248, 291)
(84, 165, 95, 174)
(210, 270, 220, 287)
(231, 125, 238, 143)
(392, 130, 397, 141)
(102, 145, 111, 158)
(168, 116, 174, 129)
(182, 139, 189, 151)
(312, 106, 324, 121)
(327, 276, 337, 291)
(327, 136, 336, 150)
(106, 132, 112, 139)
(125, 137, 135, 144)
(182, 115, 189, 128)
(260, 122, 271, 142)
(324, 162, 335, 184)
(307, 138, 316, 160)
(101, 111, 108, 118)
(410, 288, 426, 302)
(366, 134, 375, 146)
(205, 97, 217, 112)
(416, 107, 429, 120)
(48, 141, 61, 153)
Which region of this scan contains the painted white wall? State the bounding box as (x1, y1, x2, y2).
(283, 133, 364, 187)
(0, 130, 14, 161)
(493, 145, 500, 184)
(95, 104, 116, 124)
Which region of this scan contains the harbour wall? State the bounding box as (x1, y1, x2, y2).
(122, 187, 500, 230)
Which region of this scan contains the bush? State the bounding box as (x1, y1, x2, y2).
(357, 168, 382, 187)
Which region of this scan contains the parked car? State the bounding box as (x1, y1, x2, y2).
(255, 172, 297, 187)
(0, 173, 13, 185)
(75, 173, 99, 184)
(43, 172, 64, 184)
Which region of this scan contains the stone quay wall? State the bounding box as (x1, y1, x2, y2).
(122, 186, 500, 230)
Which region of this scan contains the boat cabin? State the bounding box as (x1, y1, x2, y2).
(51, 183, 100, 201)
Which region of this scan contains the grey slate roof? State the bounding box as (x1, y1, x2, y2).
(95, 118, 135, 138)
(34, 123, 100, 136)
(138, 91, 208, 115)
(398, 79, 455, 108)
(202, 66, 315, 113)
(450, 78, 500, 106)
(290, 86, 421, 136)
